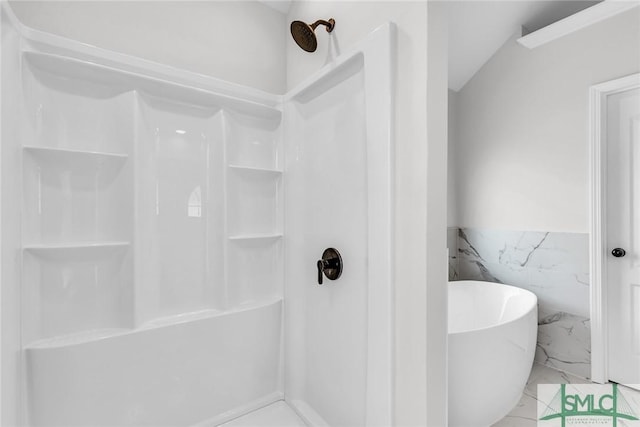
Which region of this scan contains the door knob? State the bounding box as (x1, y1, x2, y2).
(317, 248, 343, 285)
(611, 248, 626, 258)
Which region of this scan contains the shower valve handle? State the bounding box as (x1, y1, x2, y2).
(317, 260, 327, 285)
(316, 248, 343, 285)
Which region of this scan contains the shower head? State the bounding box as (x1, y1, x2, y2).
(290, 18, 335, 52)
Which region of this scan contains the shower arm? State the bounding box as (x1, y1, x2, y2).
(310, 19, 335, 33)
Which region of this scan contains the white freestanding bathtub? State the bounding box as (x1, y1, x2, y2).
(448, 280, 538, 427)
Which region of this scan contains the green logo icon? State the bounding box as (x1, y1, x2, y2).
(539, 384, 639, 427)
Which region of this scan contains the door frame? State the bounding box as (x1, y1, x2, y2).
(589, 73, 640, 384)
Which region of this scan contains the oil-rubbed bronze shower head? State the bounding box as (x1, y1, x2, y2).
(290, 18, 335, 52)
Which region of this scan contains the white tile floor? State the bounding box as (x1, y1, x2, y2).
(219, 401, 306, 427)
(219, 364, 595, 427)
(492, 363, 591, 427)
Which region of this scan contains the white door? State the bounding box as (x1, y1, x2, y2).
(607, 86, 640, 388)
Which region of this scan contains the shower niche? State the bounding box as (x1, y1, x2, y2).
(2, 5, 392, 427)
(225, 109, 283, 307)
(21, 53, 135, 346)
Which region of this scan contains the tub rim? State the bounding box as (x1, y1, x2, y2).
(448, 280, 538, 336)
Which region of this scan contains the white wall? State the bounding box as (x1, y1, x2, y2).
(451, 8, 640, 232)
(286, 2, 447, 425)
(8, 1, 286, 94)
(425, 3, 449, 425)
(448, 89, 458, 227)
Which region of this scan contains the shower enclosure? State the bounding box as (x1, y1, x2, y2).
(0, 3, 394, 426)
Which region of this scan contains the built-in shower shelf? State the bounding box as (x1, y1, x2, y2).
(228, 164, 282, 176)
(24, 241, 130, 258)
(24, 146, 129, 162)
(228, 233, 282, 241)
(24, 327, 131, 350)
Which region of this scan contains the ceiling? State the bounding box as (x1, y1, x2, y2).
(258, 0, 603, 92)
(259, 0, 292, 15)
(448, 0, 601, 91)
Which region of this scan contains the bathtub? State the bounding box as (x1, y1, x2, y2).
(448, 280, 538, 427)
(26, 300, 283, 426)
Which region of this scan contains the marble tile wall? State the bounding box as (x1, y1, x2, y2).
(447, 228, 591, 379)
(447, 227, 459, 281)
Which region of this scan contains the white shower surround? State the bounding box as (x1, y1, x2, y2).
(0, 3, 394, 426)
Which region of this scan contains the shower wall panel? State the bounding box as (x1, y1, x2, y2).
(283, 24, 394, 427)
(135, 94, 225, 321)
(2, 7, 285, 424)
(285, 55, 368, 427)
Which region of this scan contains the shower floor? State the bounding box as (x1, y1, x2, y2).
(219, 401, 307, 427)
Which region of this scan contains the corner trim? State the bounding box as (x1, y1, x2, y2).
(518, 1, 639, 49)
